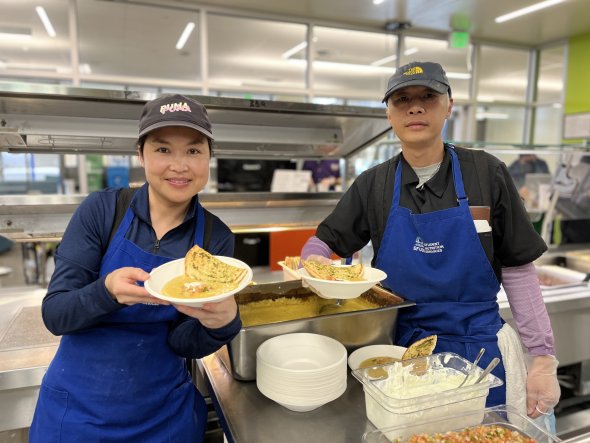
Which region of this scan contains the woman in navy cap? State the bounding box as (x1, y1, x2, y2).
(302, 61, 560, 431)
(30, 94, 240, 442)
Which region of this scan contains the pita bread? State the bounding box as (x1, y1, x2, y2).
(402, 335, 437, 360)
(284, 256, 301, 270)
(401, 335, 437, 375)
(301, 259, 364, 281)
(184, 245, 247, 285)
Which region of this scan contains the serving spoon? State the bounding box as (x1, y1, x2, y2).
(457, 348, 485, 388)
(474, 357, 501, 384)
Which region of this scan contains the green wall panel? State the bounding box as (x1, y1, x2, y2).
(565, 32, 590, 114)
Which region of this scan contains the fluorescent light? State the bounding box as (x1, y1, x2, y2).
(371, 48, 418, 66)
(446, 72, 471, 79)
(476, 112, 509, 120)
(371, 54, 396, 66)
(175, 22, 195, 50)
(36, 6, 56, 37)
(281, 41, 307, 59)
(79, 63, 92, 74)
(495, 0, 565, 23)
(4, 62, 57, 71)
(313, 60, 393, 74)
(0, 27, 32, 40)
(373, 0, 385, 4)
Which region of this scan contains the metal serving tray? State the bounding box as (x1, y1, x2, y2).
(228, 280, 414, 381)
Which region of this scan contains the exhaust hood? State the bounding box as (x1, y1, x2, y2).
(0, 83, 391, 159)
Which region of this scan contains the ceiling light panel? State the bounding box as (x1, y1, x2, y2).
(495, 0, 565, 23)
(36, 6, 56, 37)
(176, 22, 195, 50)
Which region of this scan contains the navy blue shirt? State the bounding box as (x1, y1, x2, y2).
(42, 184, 241, 358)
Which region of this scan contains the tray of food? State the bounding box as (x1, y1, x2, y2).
(227, 280, 414, 380)
(535, 264, 588, 290)
(362, 405, 559, 443)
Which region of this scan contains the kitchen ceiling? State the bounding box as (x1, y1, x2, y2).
(178, 0, 589, 46)
(0, 0, 583, 100)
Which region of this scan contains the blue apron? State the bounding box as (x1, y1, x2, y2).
(375, 146, 506, 407)
(30, 194, 208, 442)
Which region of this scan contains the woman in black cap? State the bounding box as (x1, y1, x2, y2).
(30, 94, 240, 442)
(302, 61, 560, 431)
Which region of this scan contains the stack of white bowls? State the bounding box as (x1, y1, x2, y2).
(256, 333, 348, 412)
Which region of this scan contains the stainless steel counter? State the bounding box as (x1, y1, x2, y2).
(499, 286, 590, 366)
(201, 347, 376, 443)
(0, 287, 57, 432)
(3, 281, 589, 435)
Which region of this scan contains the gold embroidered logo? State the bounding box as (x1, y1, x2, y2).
(403, 66, 424, 76)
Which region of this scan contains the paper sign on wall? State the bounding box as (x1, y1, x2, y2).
(270, 169, 312, 192)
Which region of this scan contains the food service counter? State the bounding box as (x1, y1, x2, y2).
(2, 283, 590, 434)
(201, 287, 590, 443)
(202, 347, 373, 443)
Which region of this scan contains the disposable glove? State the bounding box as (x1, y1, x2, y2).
(526, 354, 561, 419)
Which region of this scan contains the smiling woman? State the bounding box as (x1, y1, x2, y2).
(30, 94, 241, 443)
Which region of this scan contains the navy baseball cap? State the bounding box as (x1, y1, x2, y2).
(382, 61, 451, 103)
(138, 94, 214, 139)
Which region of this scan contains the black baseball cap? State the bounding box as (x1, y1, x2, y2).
(138, 94, 214, 139)
(382, 61, 451, 103)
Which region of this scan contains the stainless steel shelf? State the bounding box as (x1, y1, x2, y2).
(0, 192, 341, 240)
(0, 84, 391, 159)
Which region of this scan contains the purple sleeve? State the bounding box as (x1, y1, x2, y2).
(301, 236, 333, 260)
(501, 263, 555, 355)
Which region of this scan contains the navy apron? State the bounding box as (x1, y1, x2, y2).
(30, 194, 208, 442)
(375, 146, 506, 407)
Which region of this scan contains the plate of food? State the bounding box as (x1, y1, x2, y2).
(145, 245, 253, 307)
(348, 345, 407, 371)
(298, 259, 387, 299)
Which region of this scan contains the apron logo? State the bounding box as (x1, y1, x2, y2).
(413, 236, 445, 254)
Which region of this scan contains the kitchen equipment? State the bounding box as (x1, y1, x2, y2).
(352, 352, 503, 432)
(474, 357, 501, 384)
(228, 280, 414, 380)
(361, 405, 559, 443)
(457, 348, 485, 388)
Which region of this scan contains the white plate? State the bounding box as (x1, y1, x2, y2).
(347, 344, 407, 370)
(298, 266, 387, 300)
(277, 261, 301, 281)
(145, 256, 252, 307)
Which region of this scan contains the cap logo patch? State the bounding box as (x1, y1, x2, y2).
(403, 66, 424, 76)
(160, 102, 192, 114)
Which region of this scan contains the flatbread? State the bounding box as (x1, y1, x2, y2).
(284, 256, 301, 270)
(301, 260, 364, 281)
(402, 335, 437, 360)
(184, 245, 247, 285)
(402, 335, 437, 375)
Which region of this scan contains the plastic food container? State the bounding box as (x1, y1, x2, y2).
(361, 405, 560, 443)
(352, 352, 503, 433)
